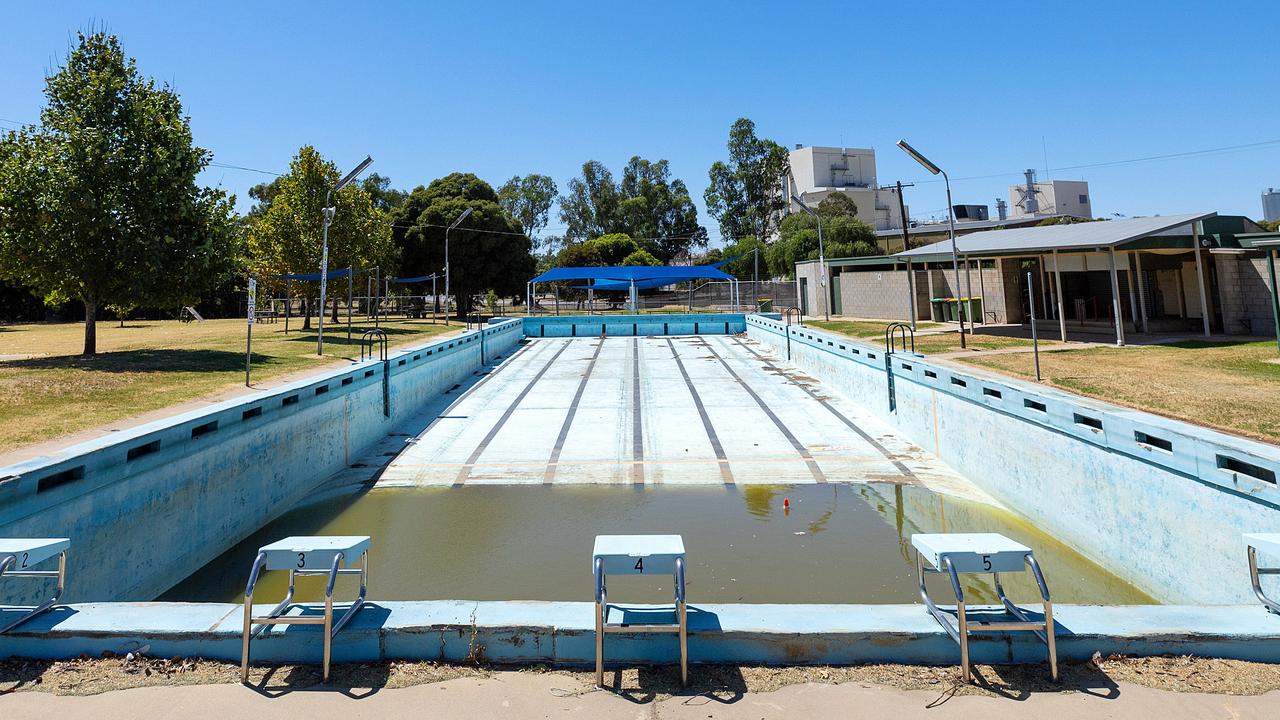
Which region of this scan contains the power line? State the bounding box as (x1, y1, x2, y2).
(208, 161, 282, 176)
(387, 220, 705, 244)
(909, 138, 1280, 185)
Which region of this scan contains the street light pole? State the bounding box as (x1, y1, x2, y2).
(790, 195, 828, 322)
(317, 155, 373, 356)
(896, 140, 966, 348)
(444, 207, 474, 327)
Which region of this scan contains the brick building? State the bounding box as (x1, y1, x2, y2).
(796, 214, 1280, 344)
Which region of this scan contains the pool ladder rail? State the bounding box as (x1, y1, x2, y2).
(0, 538, 70, 634)
(1244, 533, 1280, 615)
(593, 534, 688, 688)
(912, 533, 1058, 683)
(241, 536, 370, 683)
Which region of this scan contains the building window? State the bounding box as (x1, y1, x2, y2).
(1079, 194, 1088, 204)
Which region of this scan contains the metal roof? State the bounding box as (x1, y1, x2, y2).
(873, 214, 1067, 238)
(894, 212, 1217, 259)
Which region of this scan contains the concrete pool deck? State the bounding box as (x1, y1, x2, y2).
(379, 335, 977, 493)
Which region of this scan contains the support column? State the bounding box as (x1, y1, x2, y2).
(1053, 250, 1067, 342)
(1192, 221, 1211, 337)
(1134, 252, 1149, 333)
(978, 259, 987, 323)
(1108, 247, 1125, 346)
(963, 255, 975, 325)
(1125, 258, 1139, 334)
(1267, 249, 1280, 352)
(906, 259, 918, 331)
(1176, 265, 1187, 318)
(1038, 255, 1050, 319)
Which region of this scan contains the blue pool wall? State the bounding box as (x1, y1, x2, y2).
(0, 319, 523, 605)
(520, 313, 771, 338)
(5, 601, 1280, 666)
(745, 315, 1280, 604)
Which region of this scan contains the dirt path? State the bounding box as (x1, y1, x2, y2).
(2, 667, 1276, 719)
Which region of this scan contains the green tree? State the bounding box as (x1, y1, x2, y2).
(246, 177, 284, 216)
(558, 161, 621, 242)
(391, 173, 534, 316)
(498, 174, 559, 254)
(704, 118, 790, 242)
(621, 249, 661, 266)
(718, 235, 767, 279)
(765, 199, 877, 278)
(617, 157, 707, 261)
(816, 192, 858, 219)
(360, 173, 408, 212)
(0, 31, 239, 355)
(245, 146, 393, 328)
(559, 157, 707, 261)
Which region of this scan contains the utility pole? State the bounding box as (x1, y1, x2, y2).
(879, 181, 916, 255)
(882, 181, 917, 330)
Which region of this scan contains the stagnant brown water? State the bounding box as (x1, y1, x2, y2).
(163, 483, 1155, 605)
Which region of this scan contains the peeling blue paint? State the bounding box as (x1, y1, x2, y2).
(745, 316, 1280, 604)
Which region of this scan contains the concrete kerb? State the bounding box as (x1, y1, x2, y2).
(3, 602, 1280, 666)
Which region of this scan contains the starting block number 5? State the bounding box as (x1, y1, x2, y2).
(982, 555, 991, 571)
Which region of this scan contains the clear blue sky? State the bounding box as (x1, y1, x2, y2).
(2, 1, 1278, 245)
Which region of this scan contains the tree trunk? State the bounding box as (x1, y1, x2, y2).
(83, 294, 97, 356)
(302, 296, 312, 330)
(331, 297, 339, 323)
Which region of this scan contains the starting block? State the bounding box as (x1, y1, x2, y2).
(1244, 533, 1280, 615)
(0, 538, 69, 634)
(241, 536, 369, 683)
(593, 535, 688, 687)
(912, 533, 1057, 682)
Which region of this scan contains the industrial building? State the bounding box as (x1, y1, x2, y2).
(783, 145, 906, 232)
(1263, 188, 1280, 223)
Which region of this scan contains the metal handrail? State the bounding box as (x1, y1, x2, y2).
(360, 329, 388, 362)
(0, 550, 68, 634)
(1247, 546, 1280, 614)
(915, 546, 1057, 683)
(884, 322, 915, 354)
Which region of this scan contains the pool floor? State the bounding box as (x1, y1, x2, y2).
(379, 335, 965, 488)
(162, 483, 1154, 605)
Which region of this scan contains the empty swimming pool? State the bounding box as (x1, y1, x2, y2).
(378, 335, 961, 487)
(163, 334, 1153, 606)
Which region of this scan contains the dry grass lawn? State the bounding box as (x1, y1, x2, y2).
(807, 320, 1046, 355)
(0, 317, 457, 453)
(962, 339, 1280, 443)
